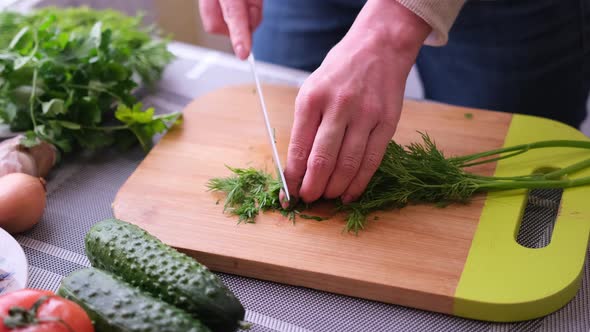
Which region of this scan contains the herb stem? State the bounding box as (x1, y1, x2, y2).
(477, 176, 590, 191)
(29, 68, 38, 128)
(458, 149, 528, 168)
(464, 157, 590, 183)
(541, 158, 590, 180)
(153, 113, 181, 120)
(467, 174, 537, 181)
(28, 28, 40, 130)
(82, 125, 128, 131)
(450, 140, 590, 164)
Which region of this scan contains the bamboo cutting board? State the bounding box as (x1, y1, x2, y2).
(113, 84, 590, 322)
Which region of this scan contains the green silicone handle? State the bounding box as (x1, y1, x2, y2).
(454, 114, 590, 322)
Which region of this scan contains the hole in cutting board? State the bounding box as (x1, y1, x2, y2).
(516, 167, 563, 249)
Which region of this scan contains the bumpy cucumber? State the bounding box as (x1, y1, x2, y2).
(84, 218, 245, 332)
(57, 268, 211, 332)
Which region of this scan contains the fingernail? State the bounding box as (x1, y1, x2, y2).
(279, 189, 289, 209)
(342, 194, 354, 204)
(235, 43, 247, 59)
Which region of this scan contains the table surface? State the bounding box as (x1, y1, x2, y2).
(11, 41, 590, 332)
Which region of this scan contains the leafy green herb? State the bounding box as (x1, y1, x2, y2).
(207, 166, 325, 225)
(208, 133, 590, 234)
(0, 7, 178, 155)
(464, 113, 473, 119)
(207, 166, 284, 224)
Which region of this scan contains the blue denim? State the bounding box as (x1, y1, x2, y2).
(253, 0, 590, 128)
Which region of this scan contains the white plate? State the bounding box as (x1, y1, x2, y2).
(0, 228, 28, 295)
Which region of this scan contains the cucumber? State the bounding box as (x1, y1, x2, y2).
(84, 218, 246, 332)
(57, 268, 211, 332)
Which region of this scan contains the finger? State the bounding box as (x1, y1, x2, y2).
(342, 122, 397, 203)
(247, 0, 263, 31)
(219, 0, 251, 59)
(323, 120, 374, 199)
(298, 113, 347, 204)
(199, 0, 229, 35)
(280, 90, 324, 208)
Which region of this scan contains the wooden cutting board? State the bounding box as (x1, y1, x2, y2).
(113, 84, 590, 322)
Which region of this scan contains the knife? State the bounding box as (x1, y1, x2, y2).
(247, 53, 291, 202)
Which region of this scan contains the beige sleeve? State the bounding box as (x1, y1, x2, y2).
(396, 0, 467, 46)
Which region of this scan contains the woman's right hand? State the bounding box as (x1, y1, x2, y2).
(199, 0, 263, 59)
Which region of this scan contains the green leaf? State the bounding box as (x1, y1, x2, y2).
(38, 14, 56, 31)
(0, 100, 18, 123)
(51, 137, 73, 153)
(127, 125, 151, 151)
(88, 80, 114, 91)
(101, 63, 128, 82)
(6, 108, 31, 131)
(114, 103, 181, 151)
(56, 32, 69, 49)
(115, 103, 154, 124)
(14, 56, 32, 70)
(33, 124, 49, 138)
(158, 112, 183, 124)
(11, 85, 45, 107)
(89, 21, 102, 48)
(36, 122, 74, 152)
(52, 120, 81, 130)
(99, 29, 111, 51)
(77, 98, 102, 125)
(9, 27, 29, 49)
(41, 98, 65, 116)
(74, 129, 113, 150)
(113, 130, 138, 151)
(20, 131, 41, 148)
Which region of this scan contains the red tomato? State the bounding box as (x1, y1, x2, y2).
(0, 289, 94, 332)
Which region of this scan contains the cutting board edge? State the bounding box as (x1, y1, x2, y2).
(175, 243, 457, 315)
(111, 198, 456, 314)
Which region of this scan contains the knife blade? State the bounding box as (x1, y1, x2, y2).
(247, 53, 291, 202)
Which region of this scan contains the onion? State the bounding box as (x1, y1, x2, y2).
(0, 173, 47, 234)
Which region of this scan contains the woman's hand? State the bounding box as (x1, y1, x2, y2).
(281, 0, 431, 207)
(199, 0, 263, 59)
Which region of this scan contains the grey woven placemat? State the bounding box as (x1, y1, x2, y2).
(11, 44, 590, 332)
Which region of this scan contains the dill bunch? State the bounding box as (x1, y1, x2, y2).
(207, 133, 590, 234)
(338, 134, 480, 232)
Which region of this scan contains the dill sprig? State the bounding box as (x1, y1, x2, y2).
(207, 132, 590, 234)
(207, 166, 283, 223)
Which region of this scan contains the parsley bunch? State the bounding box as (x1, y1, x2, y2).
(0, 7, 180, 155)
